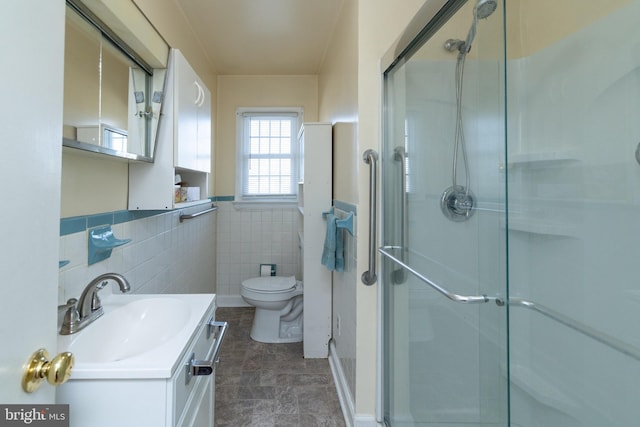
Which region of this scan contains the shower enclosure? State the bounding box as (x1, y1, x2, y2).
(380, 0, 640, 425)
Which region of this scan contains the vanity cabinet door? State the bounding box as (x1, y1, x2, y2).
(178, 375, 213, 427)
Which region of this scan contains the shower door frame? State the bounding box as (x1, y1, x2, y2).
(378, 0, 509, 424)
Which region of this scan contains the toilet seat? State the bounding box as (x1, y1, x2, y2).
(242, 276, 298, 293)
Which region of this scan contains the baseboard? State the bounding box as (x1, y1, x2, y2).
(353, 415, 383, 427)
(329, 341, 355, 427)
(215, 295, 251, 307)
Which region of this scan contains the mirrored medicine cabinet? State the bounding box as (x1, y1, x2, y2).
(63, 0, 169, 162)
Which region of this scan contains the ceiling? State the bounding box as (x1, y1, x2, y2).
(175, 0, 345, 75)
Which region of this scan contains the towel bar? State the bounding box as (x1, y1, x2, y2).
(180, 204, 218, 222)
(322, 209, 355, 236)
(336, 212, 354, 235)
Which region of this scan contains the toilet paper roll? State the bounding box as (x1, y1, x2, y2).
(260, 265, 272, 277)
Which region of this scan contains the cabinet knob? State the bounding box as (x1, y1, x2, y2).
(22, 349, 74, 393)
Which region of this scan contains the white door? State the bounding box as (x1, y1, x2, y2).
(0, 0, 66, 404)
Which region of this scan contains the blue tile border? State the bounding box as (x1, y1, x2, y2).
(60, 197, 222, 236)
(60, 216, 87, 236)
(214, 195, 235, 202)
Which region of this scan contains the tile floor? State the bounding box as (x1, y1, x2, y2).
(214, 307, 346, 427)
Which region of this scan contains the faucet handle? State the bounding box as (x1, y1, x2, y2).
(90, 280, 110, 311)
(57, 298, 77, 312)
(60, 299, 80, 335)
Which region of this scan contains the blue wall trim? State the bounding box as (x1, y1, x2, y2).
(60, 210, 165, 236)
(214, 195, 235, 202)
(60, 197, 226, 236)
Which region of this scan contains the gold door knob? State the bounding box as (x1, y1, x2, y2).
(22, 349, 74, 393)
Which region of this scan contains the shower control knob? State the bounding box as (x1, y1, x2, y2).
(635, 142, 640, 165)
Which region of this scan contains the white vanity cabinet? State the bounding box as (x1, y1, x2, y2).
(128, 49, 210, 210)
(298, 123, 333, 358)
(57, 295, 223, 427)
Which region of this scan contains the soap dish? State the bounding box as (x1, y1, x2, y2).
(88, 225, 132, 265)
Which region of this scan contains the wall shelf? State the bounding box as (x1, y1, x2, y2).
(501, 217, 577, 238)
(500, 151, 580, 170)
(88, 225, 131, 265)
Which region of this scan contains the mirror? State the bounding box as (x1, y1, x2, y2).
(62, 2, 168, 162)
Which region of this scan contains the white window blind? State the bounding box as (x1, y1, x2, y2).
(237, 109, 301, 202)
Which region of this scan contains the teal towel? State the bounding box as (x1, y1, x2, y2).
(335, 226, 344, 272)
(321, 213, 337, 271)
(322, 213, 336, 271)
(321, 213, 346, 272)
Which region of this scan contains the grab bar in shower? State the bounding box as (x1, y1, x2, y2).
(379, 246, 493, 304)
(362, 149, 379, 286)
(510, 297, 640, 362)
(392, 147, 408, 284)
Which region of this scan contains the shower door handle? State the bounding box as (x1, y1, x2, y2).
(379, 246, 495, 304)
(362, 149, 379, 286)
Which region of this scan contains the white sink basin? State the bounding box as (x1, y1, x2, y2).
(67, 297, 190, 363)
(58, 293, 216, 379)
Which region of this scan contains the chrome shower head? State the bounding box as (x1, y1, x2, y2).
(443, 0, 497, 53)
(475, 0, 497, 19)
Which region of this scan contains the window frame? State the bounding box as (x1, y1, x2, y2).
(235, 107, 303, 206)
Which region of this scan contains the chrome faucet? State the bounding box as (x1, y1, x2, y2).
(59, 273, 131, 335)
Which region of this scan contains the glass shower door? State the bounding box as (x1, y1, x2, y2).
(505, 1, 640, 425)
(381, 0, 507, 425)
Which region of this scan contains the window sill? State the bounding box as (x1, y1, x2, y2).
(232, 199, 298, 210)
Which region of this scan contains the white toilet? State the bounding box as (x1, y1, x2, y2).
(240, 275, 303, 343)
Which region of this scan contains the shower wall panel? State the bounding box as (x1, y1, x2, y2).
(507, 2, 640, 425)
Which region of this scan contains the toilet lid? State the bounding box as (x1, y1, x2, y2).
(242, 276, 297, 292)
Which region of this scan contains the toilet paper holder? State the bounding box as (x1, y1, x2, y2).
(260, 264, 276, 276)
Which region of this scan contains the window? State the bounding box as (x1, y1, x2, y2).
(236, 108, 302, 203)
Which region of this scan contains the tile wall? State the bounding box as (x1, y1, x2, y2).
(58, 204, 217, 306)
(215, 202, 300, 305)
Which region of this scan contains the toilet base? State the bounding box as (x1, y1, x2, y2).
(250, 297, 303, 344)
